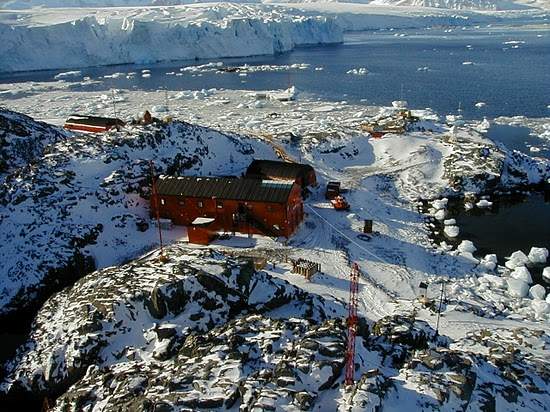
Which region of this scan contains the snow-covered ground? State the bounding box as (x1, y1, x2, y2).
(1, 79, 549, 408)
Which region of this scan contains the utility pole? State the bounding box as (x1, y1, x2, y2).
(111, 89, 118, 118)
(149, 161, 168, 263)
(345, 262, 360, 386)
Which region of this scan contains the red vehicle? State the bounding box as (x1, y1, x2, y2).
(331, 195, 350, 211)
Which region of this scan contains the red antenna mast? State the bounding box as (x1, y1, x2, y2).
(345, 262, 360, 386)
(149, 161, 168, 263)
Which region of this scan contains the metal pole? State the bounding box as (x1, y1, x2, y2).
(150, 161, 165, 260)
(435, 281, 445, 337)
(112, 89, 117, 118)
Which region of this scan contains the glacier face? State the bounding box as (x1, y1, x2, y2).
(0, 5, 343, 73)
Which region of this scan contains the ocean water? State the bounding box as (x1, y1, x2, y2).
(448, 192, 550, 288)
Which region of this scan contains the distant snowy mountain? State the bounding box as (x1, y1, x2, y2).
(368, 0, 525, 10)
(1, 0, 546, 9)
(0, 0, 260, 8)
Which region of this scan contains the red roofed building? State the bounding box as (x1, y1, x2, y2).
(151, 175, 304, 239)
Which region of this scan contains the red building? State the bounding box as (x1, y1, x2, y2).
(64, 115, 125, 133)
(151, 176, 304, 239)
(246, 160, 317, 189)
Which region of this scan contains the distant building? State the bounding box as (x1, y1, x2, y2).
(245, 159, 316, 189)
(64, 115, 125, 133)
(151, 175, 304, 240)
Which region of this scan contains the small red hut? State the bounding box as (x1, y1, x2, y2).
(245, 160, 316, 189)
(151, 176, 304, 239)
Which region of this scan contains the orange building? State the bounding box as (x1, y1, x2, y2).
(151, 176, 304, 239)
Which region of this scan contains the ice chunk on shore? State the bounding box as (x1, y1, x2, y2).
(511, 266, 532, 284)
(152, 105, 168, 113)
(392, 100, 408, 109)
(432, 198, 448, 210)
(531, 300, 550, 316)
(458, 240, 476, 254)
(507, 278, 529, 298)
(444, 225, 459, 238)
(505, 250, 530, 270)
(528, 247, 548, 264)
(479, 254, 497, 271)
(529, 284, 546, 300)
(481, 274, 506, 289)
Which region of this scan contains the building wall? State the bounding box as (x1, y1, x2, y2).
(151, 184, 303, 238)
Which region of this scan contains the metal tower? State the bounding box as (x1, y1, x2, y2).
(345, 262, 360, 386)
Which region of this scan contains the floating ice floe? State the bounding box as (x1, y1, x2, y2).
(434, 209, 446, 220)
(346, 68, 368, 76)
(432, 198, 448, 210)
(511, 266, 532, 284)
(543, 267, 550, 282)
(103, 72, 125, 79)
(475, 102, 486, 108)
(54, 70, 82, 80)
(476, 199, 492, 208)
(458, 240, 476, 254)
(529, 284, 546, 300)
(142, 73, 151, 78)
(528, 247, 548, 264)
(503, 40, 525, 45)
(444, 225, 459, 238)
(462, 61, 474, 65)
(507, 277, 529, 298)
(417, 66, 430, 72)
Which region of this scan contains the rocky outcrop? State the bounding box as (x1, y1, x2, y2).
(1, 247, 335, 403)
(0, 108, 274, 317)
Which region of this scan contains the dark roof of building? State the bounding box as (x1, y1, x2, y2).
(246, 160, 314, 182)
(66, 115, 125, 127)
(156, 176, 296, 203)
